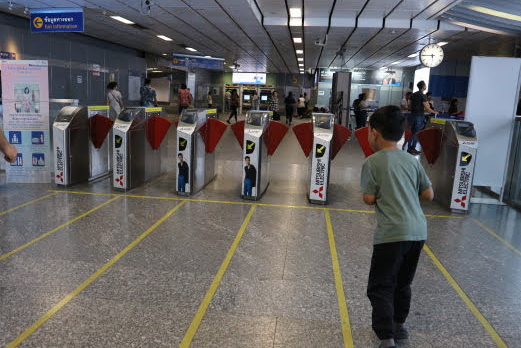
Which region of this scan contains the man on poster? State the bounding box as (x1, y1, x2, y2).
(0, 128, 17, 163)
(243, 156, 256, 196)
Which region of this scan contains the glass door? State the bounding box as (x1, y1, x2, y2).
(504, 117, 521, 209)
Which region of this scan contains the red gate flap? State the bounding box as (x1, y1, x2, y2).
(231, 120, 245, 149)
(146, 116, 173, 150)
(331, 124, 352, 160)
(417, 128, 443, 164)
(200, 118, 228, 153)
(292, 122, 313, 157)
(89, 114, 115, 149)
(265, 121, 289, 156)
(355, 126, 374, 158)
(404, 129, 413, 145)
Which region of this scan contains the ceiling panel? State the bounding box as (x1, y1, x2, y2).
(358, 0, 403, 18)
(414, 0, 461, 19)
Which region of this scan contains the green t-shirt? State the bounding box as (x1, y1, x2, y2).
(361, 149, 432, 245)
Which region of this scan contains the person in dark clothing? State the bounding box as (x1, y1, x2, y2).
(407, 81, 437, 155)
(448, 99, 459, 116)
(284, 91, 296, 126)
(227, 89, 240, 124)
(177, 153, 189, 192)
(243, 156, 257, 196)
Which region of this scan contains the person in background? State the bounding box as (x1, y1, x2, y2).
(304, 92, 310, 109)
(225, 89, 231, 112)
(0, 128, 17, 163)
(400, 92, 412, 112)
(407, 81, 437, 155)
(353, 95, 362, 129)
(297, 94, 306, 119)
(252, 90, 260, 110)
(178, 84, 192, 115)
(227, 89, 239, 124)
(106, 81, 123, 115)
(425, 92, 435, 123)
(269, 91, 280, 121)
(140, 78, 157, 107)
(359, 93, 370, 128)
(284, 91, 296, 126)
(448, 99, 459, 116)
(207, 91, 213, 108)
(361, 105, 434, 348)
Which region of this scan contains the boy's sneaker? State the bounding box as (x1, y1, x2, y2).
(393, 323, 409, 340)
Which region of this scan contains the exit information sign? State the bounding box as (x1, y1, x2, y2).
(30, 8, 84, 33)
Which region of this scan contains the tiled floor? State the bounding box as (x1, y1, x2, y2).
(1, 115, 520, 348)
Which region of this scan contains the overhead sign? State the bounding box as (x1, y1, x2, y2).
(0, 51, 16, 60)
(171, 54, 224, 70)
(30, 8, 84, 33)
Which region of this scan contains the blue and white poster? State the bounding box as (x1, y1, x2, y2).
(30, 8, 84, 33)
(171, 54, 224, 70)
(1, 60, 51, 183)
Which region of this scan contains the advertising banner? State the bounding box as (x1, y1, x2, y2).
(1, 60, 50, 183)
(172, 54, 224, 70)
(0, 51, 16, 60)
(112, 120, 130, 189)
(242, 130, 261, 198)
(30, 8, 84, 33)
(176, 128, 193, 194)
(309, 133, 332, 202)
(450, 141, 478, 211)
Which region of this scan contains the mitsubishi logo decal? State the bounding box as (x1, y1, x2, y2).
(115, 175, 124, 186)
(313, 186, 324, 199)
(454, 195, 467, 208)
(56, 171, 64, 183)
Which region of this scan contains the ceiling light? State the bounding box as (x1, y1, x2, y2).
(186, 47, 197, 52)
(24, 6, 28, 15)
(110, 16, 135, 25)
(204, 55, 212, 58)
(293, 37, 302, 43)
(162, 53, 167, 56)
(408, 53, 419, 58)
(146, 68, 157, 70)
(289, 18, 301, 26)
(299, 64, 304, 67)
(437, 42, 449, 46)
(154, 70, 163, 73)
(8, 1, 13, 10)
(391, 61, 401, 65)
(289, 8, 302, 17)
(467, 5, 521, 22)
(297, 57, 304, 61)
(380, 67, 388, 70)
(157, 35, 173, 41)
(296, 50, 303, 54)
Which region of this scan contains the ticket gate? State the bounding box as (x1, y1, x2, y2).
(293, 113, 351, 204)
(88, 106, 117, 180)
(112, 107, 172, 190)
(417, 119, 478, 213)
(176, 109, 227, 195)
(231, 110, 289, 200)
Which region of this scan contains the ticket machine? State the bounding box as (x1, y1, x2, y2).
(293, 113, 351, 203)
(231, 111, 289, 200)
(176, 109, 227, 195)
(417, 119, 478, 213)
(112, 107, 172, 190)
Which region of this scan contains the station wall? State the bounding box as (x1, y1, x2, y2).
(0, 12, 146, 108)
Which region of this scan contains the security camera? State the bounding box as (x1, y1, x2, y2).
(314, 35, 328, 47)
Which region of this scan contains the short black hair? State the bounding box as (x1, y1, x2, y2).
(369, 105, 406, 142)
(417, 80, 425, 90)
(426, 92, 432, 97)
(245, 156, 250, 160)
(145, 78, 151, 85)
(181, 83, 187, 89)
(107, 81, 118, 90)
(178, 153, 183, 157)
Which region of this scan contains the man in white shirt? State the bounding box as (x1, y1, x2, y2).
(401, 92, 412, 112)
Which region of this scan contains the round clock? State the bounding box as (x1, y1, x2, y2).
(420, 44, 444, 67)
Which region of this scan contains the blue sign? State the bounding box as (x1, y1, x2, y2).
(9, 131, 22, 145)
(0, 51, 16, 60)
(30, 8, 84, 33)
(172, 54, 224, 70)
(31, 131, 45, 144)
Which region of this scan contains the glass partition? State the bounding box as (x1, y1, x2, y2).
(504, 117, 521, 209)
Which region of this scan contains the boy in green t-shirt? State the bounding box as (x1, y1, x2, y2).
(361, 105, 434, 348)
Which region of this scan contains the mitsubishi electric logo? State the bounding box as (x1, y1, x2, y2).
(246, 140, 256, 154)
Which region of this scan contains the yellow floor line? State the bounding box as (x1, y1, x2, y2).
(178, 205, 256, 348)
(423, 244, 509, 348)
(472, 218, 521, 258)
(0, 192, 58, 217)
(0, 197, 119, 262)
(4, 201, 186, 348)
(324, 209, 355, 348)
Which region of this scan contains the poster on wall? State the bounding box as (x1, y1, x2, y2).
(352, 69, 403, 86)
(1, 60, 51, 183)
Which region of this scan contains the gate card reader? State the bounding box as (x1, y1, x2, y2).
(417, 119, 478, 213)
(53, 106, 89, 186)
(113, 107, 172, 190)
(176, 109, 227, 195)
(293, 113, 352, 204)
(230, 111, 289, 200)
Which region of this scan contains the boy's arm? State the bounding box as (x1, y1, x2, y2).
(419, 186, 434, 201)
(360, 161, 377, 205)
(363, 194, 376, 205)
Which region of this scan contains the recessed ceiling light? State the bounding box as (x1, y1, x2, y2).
(380, 67, 388, 70)
(157, 35, 173, 41)
(299, 64, 304, 67)
(186, 47, 197, 52)
(296, 50, 304, 54)
(408, 53, 419, 58)
(437, 42, 449, 46)
(154, 70, 163, 73)
(293, 37, 302, 43)
(110, 16, 135, 25)
(467, 5, 521, 22)
(289, 18, 301, 26)
(391, 61, 401, 65)
(297, 57, 304, 61)
(289, 8, 301, 17)
(204, 55, 212, 58)
(162, 53, 167, 56)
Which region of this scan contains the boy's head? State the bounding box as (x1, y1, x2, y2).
(245, 156, 250, 165)
(368, 105, 406, 151)
(178, 153, 184, 161)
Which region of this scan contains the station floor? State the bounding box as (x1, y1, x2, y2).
(1, 114, 521, 348)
